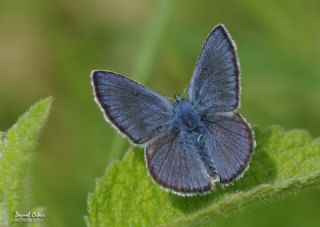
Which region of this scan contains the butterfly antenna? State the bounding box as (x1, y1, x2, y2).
(182, 81, 190, 98)
(167, 96, 174, 101)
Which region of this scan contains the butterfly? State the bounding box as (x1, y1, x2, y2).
(91, 24, 254, 196)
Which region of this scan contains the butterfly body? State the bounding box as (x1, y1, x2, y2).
(91, 24, 255, 196)
(172, 99, 203, 132)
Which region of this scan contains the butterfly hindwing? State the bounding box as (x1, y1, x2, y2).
(203, 113, 254, 183)
(188, 24, 240, 112)
(92, 70, 174, 145)
(145, 128, 212, 195)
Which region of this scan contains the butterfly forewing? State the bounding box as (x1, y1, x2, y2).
(92, 70, 174, 145)
(188, 24, 240, 112)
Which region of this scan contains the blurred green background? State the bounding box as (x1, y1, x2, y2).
(1, 0, 320, 226)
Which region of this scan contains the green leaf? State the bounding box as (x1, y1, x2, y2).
(0, 97, 53, 226)
(86, 126, 320, 226)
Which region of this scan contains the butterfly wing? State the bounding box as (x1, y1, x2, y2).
(188, 24, 239, 112)
(203, 113, 254, 183)
(92, 70, 174, 145)
(145, 128, 212, 195)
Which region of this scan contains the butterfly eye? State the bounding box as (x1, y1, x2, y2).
(185, 115, 197, 130)
(173, 127, 180, 134)
(200, 114, 207, 122)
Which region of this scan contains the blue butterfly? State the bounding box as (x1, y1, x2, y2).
(91, 24, 254, 196)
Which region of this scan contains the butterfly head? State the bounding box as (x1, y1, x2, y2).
(173, 99, 201, 132)
(174, 94, 183, 103)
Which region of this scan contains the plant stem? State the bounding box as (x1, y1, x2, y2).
(107, 0, 176, 161)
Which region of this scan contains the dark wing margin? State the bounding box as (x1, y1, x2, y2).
(204, 113, 254, 183)
(188, 24, 240, 112)
(91, 70, 174, 145)
(145, 129, 212, 195)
